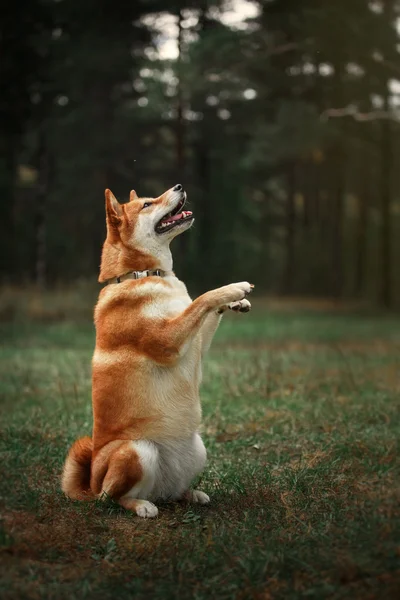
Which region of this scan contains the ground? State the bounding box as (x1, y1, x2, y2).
(0, 299, 399, 599)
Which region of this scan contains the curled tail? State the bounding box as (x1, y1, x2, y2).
(61, 436, 94, 501)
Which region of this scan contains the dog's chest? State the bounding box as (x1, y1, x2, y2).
(141, 277, 191, 320)
(151, 331, 202, 394)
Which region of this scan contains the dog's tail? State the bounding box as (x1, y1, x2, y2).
(61, 436, 94, 501)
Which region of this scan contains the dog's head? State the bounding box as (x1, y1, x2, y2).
(99, 185, 194, 282)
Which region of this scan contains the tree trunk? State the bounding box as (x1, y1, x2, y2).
(355, 175, 368, 298)
(174, 8, 188, 263)
(301, 162, 310, 229)
(34, 130, 50, 288)
(196, 136, 212, 276)
(312, 162, 321, 225)
(90, 81, 113, 275)
(282, 163, 296, 294)
(331, 147, 345, 298)
(379, 0, 393, 308)
(0, 134, 16, 281)
(380, 116, 392, 307)
(176, 9, 185, 179)
(193, 3, 214, 288)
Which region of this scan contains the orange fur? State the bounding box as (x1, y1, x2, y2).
(61, 436, 93, 500)
(99, 189, 163, 282)
(91, 440, 143, 498)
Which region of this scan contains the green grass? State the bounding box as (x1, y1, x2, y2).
(0, 302, 400, 599)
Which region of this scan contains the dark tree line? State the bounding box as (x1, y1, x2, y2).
(2, 0, 400, 306)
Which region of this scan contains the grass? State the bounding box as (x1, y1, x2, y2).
(0, 299, 400, 599)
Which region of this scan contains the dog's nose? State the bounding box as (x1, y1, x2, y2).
(173, 184, 182, 192)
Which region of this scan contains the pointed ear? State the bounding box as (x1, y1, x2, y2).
(105, 189, 123, 228)
(129, 189, 138, 202)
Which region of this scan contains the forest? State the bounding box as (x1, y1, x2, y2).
(2, 0, 400, 305)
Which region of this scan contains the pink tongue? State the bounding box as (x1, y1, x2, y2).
(161, 210, 192, 224)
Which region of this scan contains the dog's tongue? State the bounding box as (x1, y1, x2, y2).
(161, 210, 192, 225)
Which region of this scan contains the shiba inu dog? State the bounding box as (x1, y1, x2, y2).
(62, 184, 253, 518)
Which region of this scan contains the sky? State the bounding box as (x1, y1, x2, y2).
(140, 0, 400, 111)
(144, 0, 260, 60)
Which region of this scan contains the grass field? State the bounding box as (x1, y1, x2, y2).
(1, 301, 400, 599)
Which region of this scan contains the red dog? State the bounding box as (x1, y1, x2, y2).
(62, 185, 252, 517)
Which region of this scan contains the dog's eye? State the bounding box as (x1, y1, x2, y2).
(142, 202, 152, 210)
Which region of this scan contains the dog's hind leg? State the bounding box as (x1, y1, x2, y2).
(92, 440, 159, 518)
(117, 440, 159, 518)
(179, 434, 210, 505)
(119, 497, 159, 518)
(183, 489, 210, 504)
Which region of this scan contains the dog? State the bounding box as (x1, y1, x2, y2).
(61, 184, 253, 517)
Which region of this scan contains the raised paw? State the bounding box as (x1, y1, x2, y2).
(135, 500, 158, 518)
(214, 281, 254, 307)
(229, 299, 251, 313)
(230, 281, 253, 298)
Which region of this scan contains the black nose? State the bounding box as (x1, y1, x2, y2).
(173, 184, 182, 192)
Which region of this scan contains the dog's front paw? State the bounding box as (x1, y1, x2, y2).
(215, 281, 254, 307)
(229, 299, 251, 313)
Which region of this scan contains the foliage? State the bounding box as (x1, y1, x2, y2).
(2, 1, 400, 304)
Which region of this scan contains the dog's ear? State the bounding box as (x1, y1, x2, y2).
(105, 189, 123, 229)
(129, 189, 138, 202)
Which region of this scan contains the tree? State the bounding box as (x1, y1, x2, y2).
(0, 0, 54, 281)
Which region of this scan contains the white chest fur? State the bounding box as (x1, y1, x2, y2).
(143, 275, 203, 438)
(141, 275, 192, 320)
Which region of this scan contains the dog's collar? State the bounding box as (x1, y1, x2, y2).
(106, 269, 171, 285)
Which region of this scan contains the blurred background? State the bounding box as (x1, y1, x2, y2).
(2, 0, 400, 308)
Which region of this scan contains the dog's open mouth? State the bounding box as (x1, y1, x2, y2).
(155, 194, 194, 234)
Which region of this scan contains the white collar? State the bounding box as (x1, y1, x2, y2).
(105, 269, 173, 285)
